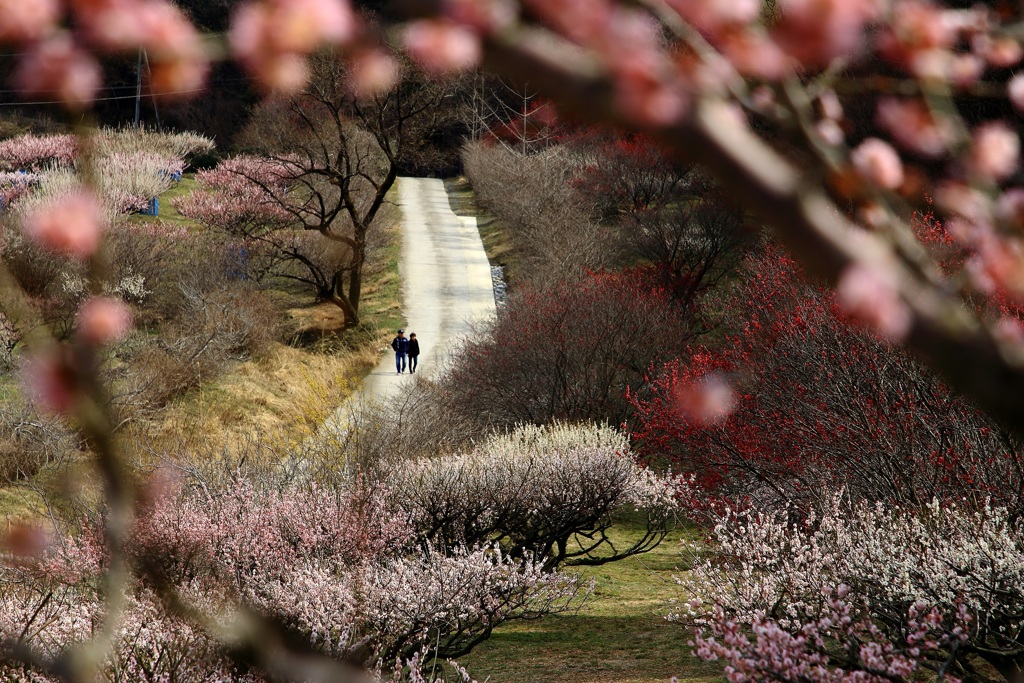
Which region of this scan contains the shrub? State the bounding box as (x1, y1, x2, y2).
(385, 422, 681, 570)
(1, 472, 582, 679)
(445, 269, 693, 429)
(114, 282, 282, 415)
(461, 141, 608, 286)
(0, 134, 77, 171)
(0, 400, 77, 482)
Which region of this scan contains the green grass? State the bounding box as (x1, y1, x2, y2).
(443, 176, 521, 289)
(355, 190, 405, 342)
(459, 522, 724, 683)
(128, 173, 200, 227)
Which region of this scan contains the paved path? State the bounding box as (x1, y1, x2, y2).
(314, 177, 494, 447)
(359, 177, 496, 397)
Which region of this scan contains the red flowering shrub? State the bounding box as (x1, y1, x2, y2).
(630, 247, 1024, 514)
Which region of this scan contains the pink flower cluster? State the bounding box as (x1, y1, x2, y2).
(0, 171, 39, 208)
(230, 0, 357, 93)
(680, 493, 1024, 678)
(174, 155, 295, 234)
(0, 134, 77, 171)
(4, 472, 582, 677)
(691, 594, 969, 683)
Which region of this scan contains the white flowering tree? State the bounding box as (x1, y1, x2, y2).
(387, 423, 682, 570)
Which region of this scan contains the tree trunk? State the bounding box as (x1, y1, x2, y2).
(348, 240, 364, 316)
(328, 271, 359, 328)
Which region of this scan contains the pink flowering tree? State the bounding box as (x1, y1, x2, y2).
(0, 135, 77, 172)
(172, 156, 335, 288)
(678, 493, 1024, 681)
(0, 473, 583, 681)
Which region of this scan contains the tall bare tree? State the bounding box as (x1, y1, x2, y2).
(239, 56, 455, 327)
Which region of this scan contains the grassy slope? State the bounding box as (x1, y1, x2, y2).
(138, 184, 405, 452)
(0, 179, 406, 511)
(461, 522, 722, 683)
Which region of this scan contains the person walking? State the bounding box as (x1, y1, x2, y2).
(408, 333, 420, 374)
(391, 329, 409, 374)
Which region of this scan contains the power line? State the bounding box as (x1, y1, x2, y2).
(0, 77, 247, 96)
(0, 88, 207, 107)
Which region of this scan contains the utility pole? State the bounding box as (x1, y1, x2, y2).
(134, 48, 142, 128)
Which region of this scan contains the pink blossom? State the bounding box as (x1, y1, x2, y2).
(349, 49, 400, 97)
(148, 55, 209, 97)
(949, 53, 984, 88)
(1009, 74, 1024, 114)
(77, 297, 133, 345)
(819, 90, 843, 121)
(520, 0, 614, 47)
(675, 373, 738, 425)
(994, 316, 1024, 347)
(665, 0, 761, 34)
(719, 29, 789, 80)
(12, 34, 102, 109)
(773, 0, 876, 67)
(837, 264, 912, 342)
(997, 188, 1024, 229)
(816, 119, 845, 146)
(23, 189, 105, 259)
(444, 0, 516, 35)
(877, 1, 956, 76)
(402, 19, 481, 75)
(0, 0, 60, 43)
(22, 349, 78, 415)
(968, 233, 1024, 296)
(851, 138, 905, 190)
(970, 122, 1020, 181)
(3, 522, 52, 560)
(268, 0, 355, 53)
(230, 0, 355, 92)
(975, 35, 1023, 68)
(876, 97, 949, 157)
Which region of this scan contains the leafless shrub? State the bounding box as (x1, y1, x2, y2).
(461, 141, 609, 287)
(307, 379, 487, 474)
(0, 399, 77, 482)
(383, 422, 681, 571)
(114, 282, 282, 416)
(443, 269, 692, 430)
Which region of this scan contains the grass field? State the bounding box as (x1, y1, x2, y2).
(460, 522, 723, 683)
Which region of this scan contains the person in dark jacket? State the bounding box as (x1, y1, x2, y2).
(391, 329, 408, 374)
(408, 333, 420, 373)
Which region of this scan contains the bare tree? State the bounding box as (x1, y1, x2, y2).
(238, 57, 455, 327)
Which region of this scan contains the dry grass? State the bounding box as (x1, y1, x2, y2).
(130, 338, 380, 458)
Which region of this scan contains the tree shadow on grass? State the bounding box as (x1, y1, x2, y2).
(460, 613, 723, 683)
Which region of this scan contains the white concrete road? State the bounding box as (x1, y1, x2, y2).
(356, 177, 496, 401)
